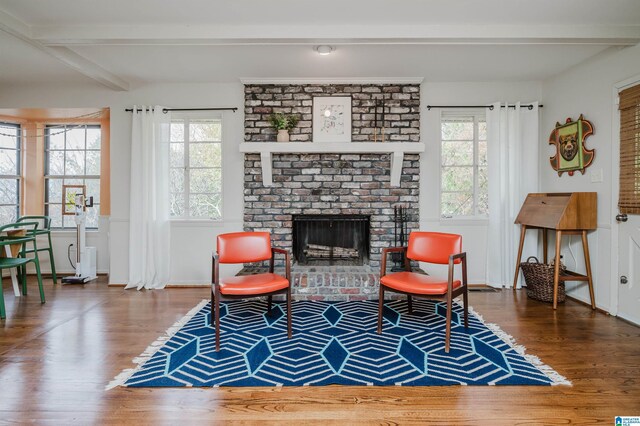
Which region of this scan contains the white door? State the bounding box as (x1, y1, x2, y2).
(617, 212, 640, 325)
(615, 78, 640, 325)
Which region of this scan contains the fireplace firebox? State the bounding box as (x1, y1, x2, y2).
(292, 214, 370, 265)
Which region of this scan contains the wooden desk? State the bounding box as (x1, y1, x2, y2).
(513, 192, 597, 309)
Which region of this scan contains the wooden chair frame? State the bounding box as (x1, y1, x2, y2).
(212, 247, 292, 352)
(377, 246, 469, 353)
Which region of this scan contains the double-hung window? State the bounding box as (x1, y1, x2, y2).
(0, 122, 21, 223)
(440, 111, 488, 218)
(169, 114, 223, 220)
(45, 124, 101, 228)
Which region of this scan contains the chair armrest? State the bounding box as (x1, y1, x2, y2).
(450, 252, 466, 261)
(380, 246, 407, 278)
(448, 252, 467, 290)
(271, 247, 291, 281)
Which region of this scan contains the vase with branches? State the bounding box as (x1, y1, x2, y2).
(268, 113, 300, 142)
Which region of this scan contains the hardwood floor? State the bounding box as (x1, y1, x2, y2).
(1, 277, 639, 425)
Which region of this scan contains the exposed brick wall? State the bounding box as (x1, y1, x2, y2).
(243, 153, 420, 267)
(244, 84, 420, 142)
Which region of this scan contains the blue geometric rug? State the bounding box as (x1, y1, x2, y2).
(108, 299, 570, 388)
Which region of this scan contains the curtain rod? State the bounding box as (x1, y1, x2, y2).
(427, 104, 542, 111)
(125, 107, 238, 113)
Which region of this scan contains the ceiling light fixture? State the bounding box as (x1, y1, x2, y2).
(315, 45, 334, 55)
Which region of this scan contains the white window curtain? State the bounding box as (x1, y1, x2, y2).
(485, 102, 540, 288)
(127, 106, 171, 290)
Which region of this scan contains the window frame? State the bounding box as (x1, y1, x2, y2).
(0, 121, 22, 223)
(439, 110, 488, 220)
(169, 112, 224, 222)
(44, 124, 101, 230)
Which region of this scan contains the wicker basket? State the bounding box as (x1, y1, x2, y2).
(520, 256, 566, 303)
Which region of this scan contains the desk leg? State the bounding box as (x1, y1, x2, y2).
(4, 246, 20, 297)
(542, 229, 548, 264)
(581, 230, 596, 310)
(553, 230, 562, 310)
(513, 225, 527, 290)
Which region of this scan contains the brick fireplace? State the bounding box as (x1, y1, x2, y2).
(241, 82, 422, 300)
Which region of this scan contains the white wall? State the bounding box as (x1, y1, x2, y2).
(420, 82, 542, 283)
(540, 44, 640, 312)
(0, 82, 245, 284)
(1, 79, 545, 287)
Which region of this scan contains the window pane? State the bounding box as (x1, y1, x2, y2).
(48, 129, 65, 149)
(189, 120, 222, 142)
(171, 122, 184, 142)
(66, 128, 86, 150)
(442, 120, 473, 140)
(48, 204, 63, 227)
(0, 178, 18, 204)
(190, 168, 222, 194)
(86, 204, 100, 228)
(478, 121, 487, 140)
(442, 192, 474, 217)
(0, 133, 18, 149)
(47, 151, 65, 175)
(442, 141, 473, 166)
(63, 178, 83, 187)
(170, 143, 184, 168)
(441, 166, 473, 192)
(0, 205, 17, 224)
(47, 179, 63, 204)
(86, 179, 100, 203)
(0, 148, 18, 175)
(189, 142, 221, 168)
(478, 140, 487, 166)
(189, 193, 222, 219)
(65, 150, 85, 175)
(86, 128, 101, 150)
(169, 168, 185, 193)
(86, 151, 101, 175)
(170, 193, 184, 217)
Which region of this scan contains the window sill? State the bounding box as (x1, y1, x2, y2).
(170, 219, 224, 228)
(439, 217, 489, 226)
(51, 229, 101, 235)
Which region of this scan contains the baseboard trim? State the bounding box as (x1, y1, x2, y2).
(565, 294, 609, 316)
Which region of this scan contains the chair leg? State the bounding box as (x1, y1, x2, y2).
(377, 286, 384, 334)
(445, 293, 453, 353)
(21, 265, 27, 296)
(0, 274, 5, 319)
(33, 259, 45, 304)
(462, 285, 469, 328)
(48, 233, 57, 284)
(407, 295, 413, 315)
(214, 293, 221, 352)
(267, 295, 273, 314)
(286, 288, 292, 339)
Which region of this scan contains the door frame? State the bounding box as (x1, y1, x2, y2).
(610, 73, 640, 317)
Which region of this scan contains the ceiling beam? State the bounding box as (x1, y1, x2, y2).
(32, 24, 640, 46)
(0, 10, 129, 91)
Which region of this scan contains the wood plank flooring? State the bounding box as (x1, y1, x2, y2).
(1, 277, 639, 425)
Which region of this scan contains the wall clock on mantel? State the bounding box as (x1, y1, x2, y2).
(549, 114, 595, 176)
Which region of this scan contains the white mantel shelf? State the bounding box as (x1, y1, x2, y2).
(239, 142, 425, 187)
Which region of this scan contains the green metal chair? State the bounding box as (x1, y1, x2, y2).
(0, 221, 45, 319)
(16, 216, 57, 284)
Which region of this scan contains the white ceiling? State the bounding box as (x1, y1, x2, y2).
(0, 0, 639, 90)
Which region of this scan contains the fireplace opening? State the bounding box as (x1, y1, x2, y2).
(292, 214, 370, 266)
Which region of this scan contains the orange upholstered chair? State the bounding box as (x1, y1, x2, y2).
(377, 232, 468, 352)
(212, 232, 292, 351)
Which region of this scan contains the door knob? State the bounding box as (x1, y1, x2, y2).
(616, 214, 628, 222)
(620, 275, 628, 284)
